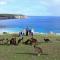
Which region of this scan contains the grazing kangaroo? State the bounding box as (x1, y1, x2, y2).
(34, 45, 43, 56)
(44, 38, 50, 42)
(23, 39, 31, 45)
(18, 37, 23, 45)
(10, 37, 16, 45)
(0, 38, 4, 44)
(31, 38, 37, 45)
(23, 37, 37, 45)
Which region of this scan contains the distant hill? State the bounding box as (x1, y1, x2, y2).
(0, 14, 27, 19)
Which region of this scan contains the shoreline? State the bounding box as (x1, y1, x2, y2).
(0, 31, 60, 35)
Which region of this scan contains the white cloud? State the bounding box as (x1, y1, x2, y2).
(40, 1, 49, 6)
(0, 0, 60, 16)
(39, 0, 60, 16)
(0, 1, 7, 5)
(0, 0, 14, 5)
(40, 0, 60, 6)
(53, 0, 60, 4)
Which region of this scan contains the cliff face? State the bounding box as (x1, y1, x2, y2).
(0, 14, 27, 19)
(0, 14, 15, 19)
(15, 15, 28, 19)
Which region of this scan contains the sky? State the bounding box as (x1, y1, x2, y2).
(0, 0, 60, 16)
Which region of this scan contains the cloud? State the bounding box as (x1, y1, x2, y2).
(0, 0, 14, 5)
(53, 0, 60, 5)
(39, 0, 60, 16)
(0, 0, 60, 16)
(0, 1, 7, 5)
(40, 1, 49, 6)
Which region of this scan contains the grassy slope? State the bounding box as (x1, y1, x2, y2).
(0, 34, 60, 60)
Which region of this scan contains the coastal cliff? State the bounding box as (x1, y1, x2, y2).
(0, 14, 27, 19)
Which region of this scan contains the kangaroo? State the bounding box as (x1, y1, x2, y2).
(18, 37, 23, 45)
(34, 45, 43, 56)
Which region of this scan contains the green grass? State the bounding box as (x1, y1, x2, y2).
(0, 34, 60, 60)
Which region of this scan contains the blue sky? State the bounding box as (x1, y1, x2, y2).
(0, 0, 60, 16)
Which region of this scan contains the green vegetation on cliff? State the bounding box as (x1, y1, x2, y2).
(0, 14, 25, 19)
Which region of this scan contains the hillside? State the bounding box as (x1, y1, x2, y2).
(0, 14, 26, 19)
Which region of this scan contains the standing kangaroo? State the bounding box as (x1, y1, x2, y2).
(34, 45, 43, 56)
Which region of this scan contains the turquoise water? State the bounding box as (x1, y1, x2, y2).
(0, 16, 60, 33)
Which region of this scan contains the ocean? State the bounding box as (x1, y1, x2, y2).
(0, 16, 60, 33)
